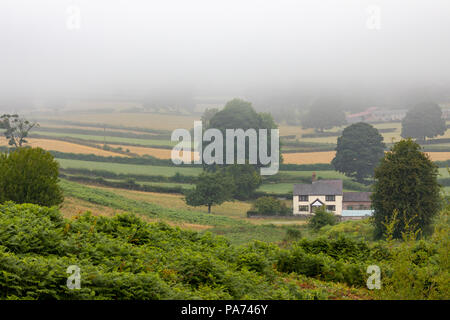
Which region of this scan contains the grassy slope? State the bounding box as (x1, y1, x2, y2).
(60, 180, 292, 245)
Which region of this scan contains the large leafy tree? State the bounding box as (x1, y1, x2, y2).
(332, 122, 385, 183)
(185, 171, 235, 213)
(0, 114, 39, 147)
(206, 98, 278, 166)
(225, 164, 262, 200)
(201, 99, 278, 198)
(200, 108, 219, 128)
(371, 139, 441, 239)
(0, 147, 64, 207)
(301, 96, 346, 132)
(208, 99, 265, 130)
(401, 102, 446, 140)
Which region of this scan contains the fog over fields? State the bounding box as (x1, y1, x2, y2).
(1, 0, 450, 110)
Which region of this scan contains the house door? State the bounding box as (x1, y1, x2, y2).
(310, 199, 324, 213)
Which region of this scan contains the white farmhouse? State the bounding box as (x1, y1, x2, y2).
(293, 179, 343, 216)
(292, 177, 374, 220)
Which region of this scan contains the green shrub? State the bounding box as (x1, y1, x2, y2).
(284, 228, 303, 242)
(320, 219, 374, 241)
(0, 147, 63, 206)
(308, 207, 339, 230)
(251, 196, 290, 216)
(0, 202, 65, 254)
(276, 246, 366, 287)
(295, 236, 371, 263)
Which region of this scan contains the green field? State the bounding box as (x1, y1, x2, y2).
(99, 178, 195, 190)
(139, 181, 195, 189)
(33, 131, 184, 147)
(257, 183, 295, 194)
(439, 168, 450, 177)
(283, 168, 449, 179)
(57, 158, 202, 176)
(281, 170, 347, 179)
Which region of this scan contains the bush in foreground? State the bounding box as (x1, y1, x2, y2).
(1, 202, 447, 300)
(0, 147, 63, 207)
(308, 207, 339, 231)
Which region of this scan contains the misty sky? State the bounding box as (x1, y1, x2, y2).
(1, 0, 450, 100)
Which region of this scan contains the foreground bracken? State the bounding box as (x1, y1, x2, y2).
(0, 202, 448, 299)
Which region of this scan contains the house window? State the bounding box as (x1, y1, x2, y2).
(326, 205, 336, 212)
(347, 206, 353, 210)
(299, 205, 309, 212)
(325, 195, 335, 201)
(299, 195, 308, 202)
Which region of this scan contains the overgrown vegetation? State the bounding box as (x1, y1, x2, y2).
(0, 202, 359, 299)
(1, 202, 447, 299)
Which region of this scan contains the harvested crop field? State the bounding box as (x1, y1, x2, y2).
(40, 112, 200, 131)
(0, 138, 126, 157)
(283, 151, 450, 164)
(425, 152, 450, 161)
(282, 151, 335, 164)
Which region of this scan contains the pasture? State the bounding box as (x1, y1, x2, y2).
(56, 158, 202, 176)
(24, 114, 449, 165)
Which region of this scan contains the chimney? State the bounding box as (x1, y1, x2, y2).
(312, 172, 316, 183)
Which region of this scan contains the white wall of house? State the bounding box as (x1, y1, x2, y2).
(293, 195, 343, 216)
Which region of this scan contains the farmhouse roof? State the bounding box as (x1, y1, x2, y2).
(343, 192, 372, 202)
(293, 179, 343, 196)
